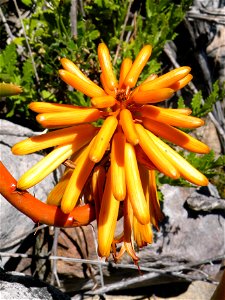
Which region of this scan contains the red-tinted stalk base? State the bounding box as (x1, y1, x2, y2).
(0, 161, 95, 227)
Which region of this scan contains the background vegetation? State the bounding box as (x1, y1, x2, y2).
(0, 0, 224, 195)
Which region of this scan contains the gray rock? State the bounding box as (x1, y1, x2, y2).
(187, 192, 225, 211)
(0, 119, 60, 261)
(0, 268, 70, 300)
(139, 185, 225, 263)
(161, 185, 224, 261)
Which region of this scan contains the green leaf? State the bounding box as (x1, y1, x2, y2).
(190, 81, 225, 117)
(22, 58, 34, 85)
(177, 97, 186, 108)
(191, 91, 202, 115)
(88, 30, 100, 41)
(21, 0, 33, 6)
(0, 43, 17, 79)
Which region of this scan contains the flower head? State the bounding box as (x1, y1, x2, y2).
(12, 43, 210, 262)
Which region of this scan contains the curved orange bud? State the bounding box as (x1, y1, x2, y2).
(36, 108, 102, 128)
(139, 66, 191, 91)
(28, 102, 80, 113)
(131, 88, 174, 104)
(142, 118, 210, 153)
(118, 58, 133, 88)
(111, 132, 126, 201)
(135, 124, 180, 179)
(59, 69, 106, 98)
(89, 115, 118, 163)
(124, 142, 150, 225)
(124, 45, 152, 88)
(169, 74, 193, 91)
(60, 58, 93, 84)
(140, 105, 204, 128)
(98, 43, 118, 90)
(120, 109, 139, 145)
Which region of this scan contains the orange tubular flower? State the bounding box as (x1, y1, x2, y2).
(11, 43, 210, 263)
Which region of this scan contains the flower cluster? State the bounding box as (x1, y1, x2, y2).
(12, 43, 209, 262)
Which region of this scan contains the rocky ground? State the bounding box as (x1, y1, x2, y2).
(1, 119, 224, 299)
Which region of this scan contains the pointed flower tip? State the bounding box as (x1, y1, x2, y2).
(17, 175, 37, 190)
(11, 143, 23, 155)
(58, 69, 66, 77)
(0, 83, 23, 97)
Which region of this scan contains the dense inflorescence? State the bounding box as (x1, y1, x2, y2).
(12, 43, 210, 262)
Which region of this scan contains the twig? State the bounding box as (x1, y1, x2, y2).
(1, 251, 223, 274)
(199, 7, 225, 17)
(79, 0, 85, 17)
(113, 0, 134, 65)
(75, 227, 99, 287)
(0, 250, 222, 294)
(0, 6, 14, 41)
(70, 0, 78, 38)
(12, 0, 40, 85)
(186, 12, 225, 25)
(51, 228, 61, 287)
(125, 11, 137, 44)
(90, 224, 105, 288)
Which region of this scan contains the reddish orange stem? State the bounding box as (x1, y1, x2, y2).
(0, 161, 95, 227)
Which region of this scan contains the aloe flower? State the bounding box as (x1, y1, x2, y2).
(12, 43, 209, 261)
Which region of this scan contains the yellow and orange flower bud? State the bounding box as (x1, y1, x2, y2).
(124, 45, 152, 88)
(135, 123, 180, 179)
(140, 105, 204, 128)
(111, 132, 126, 201)
(17, 143, 77, 190)
(98, 43, 118, 90)
(120, 109, 139, 145)
(61, 141, 96, 214)
(142, 118, 210, 153)
(12, 124, 97, 155)
(36, 108, 102, 128)
(89, 115, 118, 163)
(139, 66, 191, 91)
(91, 95, 116, 108)
(98, 167, 120, 258)
(124, 142, 150, 225)
(59, 69, 106, 98)
(118, 58, 133, 89)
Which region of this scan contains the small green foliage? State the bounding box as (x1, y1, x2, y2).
(21, 0, 33, 6)
(177, 97, 186, 108)
(159, 150, 225, 197)
(177, 81, 225, 118)
(0, 43, 18, 82)
(1, 0, 192, 124)
(186, 151, 224, 177)
(190, 81, 225, 117)
(186, 151, 225, 197)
